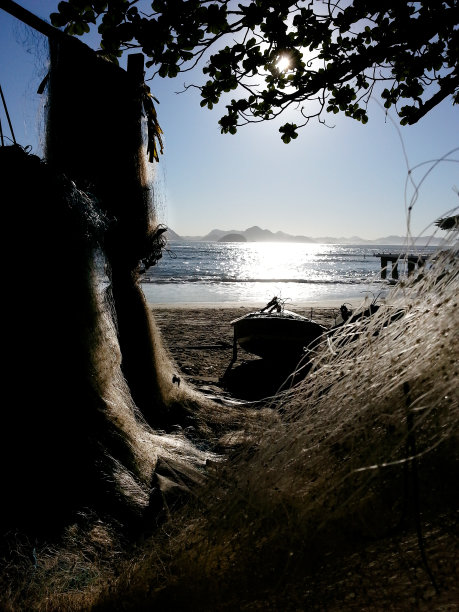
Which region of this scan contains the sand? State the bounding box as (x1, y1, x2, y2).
(150, 302, 351, 401)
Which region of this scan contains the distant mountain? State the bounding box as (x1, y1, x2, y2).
(180, 228, 234, 241)
(244, 226, 316, 242)
(218, 233, 247, 242)
(203, 228, 237, 241)
(164, 228, 183, 242)
(182, 225, 316, 243)
(169, 227, 445, 246)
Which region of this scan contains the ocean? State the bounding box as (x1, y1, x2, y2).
(140, 241, 438, 306)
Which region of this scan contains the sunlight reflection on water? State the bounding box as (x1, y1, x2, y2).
(140, 241, 390, 304)
(225, 242, 327, 281)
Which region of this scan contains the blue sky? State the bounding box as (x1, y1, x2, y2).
(1, 1, 458, 239)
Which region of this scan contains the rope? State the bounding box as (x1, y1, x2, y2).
(0, 0, 64, 41)
(0, 83, 16, 145)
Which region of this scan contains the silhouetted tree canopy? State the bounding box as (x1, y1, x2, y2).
(51, 0, 459, 142)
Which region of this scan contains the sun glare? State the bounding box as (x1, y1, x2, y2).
(235, 242, 322, 282)
(276, 55, 291, 72)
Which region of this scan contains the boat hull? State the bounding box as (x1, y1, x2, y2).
(231, 310, 327, 359)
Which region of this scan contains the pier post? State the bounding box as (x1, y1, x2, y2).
(381, 257, 388, 279)
(377, 252, 428, 281)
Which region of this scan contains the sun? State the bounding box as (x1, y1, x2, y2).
(276, 55, 291, 72)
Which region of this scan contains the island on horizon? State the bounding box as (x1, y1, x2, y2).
(218, 233, 247, 243)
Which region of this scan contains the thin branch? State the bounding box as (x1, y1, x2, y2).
(405, 73, 459, 124)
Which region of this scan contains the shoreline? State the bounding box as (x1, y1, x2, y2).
(141, 281, 388, 308)
(148, 296, 369, 310)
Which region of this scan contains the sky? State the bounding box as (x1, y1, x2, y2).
(1, 1, 458, 240)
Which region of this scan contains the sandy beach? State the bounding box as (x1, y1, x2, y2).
(150, 301, 358, 400)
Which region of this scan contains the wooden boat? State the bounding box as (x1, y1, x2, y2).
(230, 298, 327, 360)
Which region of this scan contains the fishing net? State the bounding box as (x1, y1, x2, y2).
(1, 34, 247, 543)
(43, 36, 191, 429)
(0, 141, 215, 542)
(0, 143, 153, 529)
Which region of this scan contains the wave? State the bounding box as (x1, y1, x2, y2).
(141, 277, 384, 286)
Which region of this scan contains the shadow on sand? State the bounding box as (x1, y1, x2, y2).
(222, 356, 309, 401)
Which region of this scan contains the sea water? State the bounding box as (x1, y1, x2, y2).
(139, 241, 438, 305)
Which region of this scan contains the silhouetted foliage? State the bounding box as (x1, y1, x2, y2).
(435, 214, 459, 230)
(51, 0, 459, 141)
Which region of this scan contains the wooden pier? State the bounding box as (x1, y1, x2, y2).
(375, 252, 429, 280)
